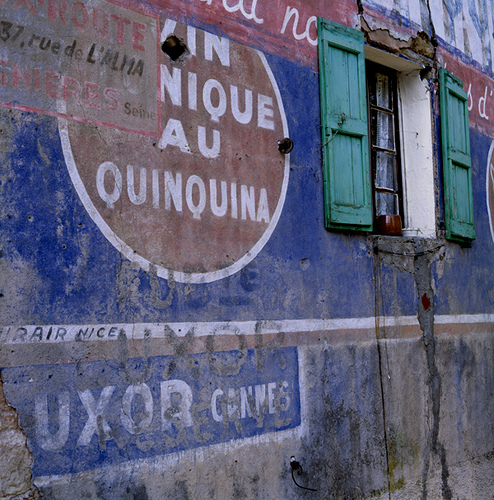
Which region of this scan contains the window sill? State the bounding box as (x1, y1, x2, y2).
(370, 234, 445, 272)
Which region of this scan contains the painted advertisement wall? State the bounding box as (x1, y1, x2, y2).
(1, 0, 494, 498)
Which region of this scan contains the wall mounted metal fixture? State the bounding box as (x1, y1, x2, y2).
(290, 456, 318, 492)
(278, 138, 294, 154)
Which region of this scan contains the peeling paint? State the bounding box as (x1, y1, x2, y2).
(0, 376, 40, 499)
(1, 0, 494, 498)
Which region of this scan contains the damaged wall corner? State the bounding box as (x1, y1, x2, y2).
(0, 376, 40, 500)
(360, 16, 437, 65)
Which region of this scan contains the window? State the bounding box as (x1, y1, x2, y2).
(367, 62, 403, 219)
(318, 17, 474, 242)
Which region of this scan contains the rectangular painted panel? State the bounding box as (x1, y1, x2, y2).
(0, 0, 160, 136)
(2, 347, 301, 477)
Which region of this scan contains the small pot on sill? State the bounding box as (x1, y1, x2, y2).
(375, 214, 402, 236)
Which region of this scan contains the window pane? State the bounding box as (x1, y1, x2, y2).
(375, 151, 397, 190)
(375, 192, 398, 215)
(371, 110, 395, 150)
(368, 72, 392, 110)
(367, 61, 402, 225)
(376, 73, 391, 109)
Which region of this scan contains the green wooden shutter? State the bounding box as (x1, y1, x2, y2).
(318, 18, 372, 231)
(439, 68, 475, 243)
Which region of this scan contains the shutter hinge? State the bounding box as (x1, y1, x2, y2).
(322, 113, 347, 147)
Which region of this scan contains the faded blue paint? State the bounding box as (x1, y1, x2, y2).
(2, 346, 300, 476)
(435, 128, 494, 315)
(2, 53, 494, 325)
(1, 3, 494, 497)
(0, 56, 379, 326)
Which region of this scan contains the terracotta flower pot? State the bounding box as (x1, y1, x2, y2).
(375, 214, 402, 236)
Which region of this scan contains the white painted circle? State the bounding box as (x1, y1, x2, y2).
(59, 27, 289, 284)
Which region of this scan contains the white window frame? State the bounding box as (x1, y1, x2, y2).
(365, 46, 436, 237)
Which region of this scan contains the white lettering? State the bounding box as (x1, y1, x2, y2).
(280, 6, 318, 46)
(160, 19, 177, 43)
(240, 386, 253, 418)
(231, 85, 253, 124)
(187, 25, 197, 56)
(35, 391, 70, 451)
(158, 67, 276, 131)
(161, 65, 182, 106)
(479, 85, 489, 119)
(227, 387, 238, 417)
(279, 380, 291, 411)
(152, 169, 159, 208)
(221, 0, 264, 24)
(198, 126, 220, 158)
(258, 93, 275, 130)
(97, 161, 122, 209)
(158, 118, 191, 153)
(186, 175, 207, 219)
(127, 165, 146, 205)
(161, 380, 193, 430)
(120, 383, 154, 434)
(231, 182, 238, 219)
(94, 165, 270, 224)
(33, 379, 290, 450)
(165, 171, 183, 212)
(210, 179, 228, 216)
(188, 72, 198, 110)
(241, 185, 256, 220)
(268, 382, 276, 414)
(77, 386, 115, 446)
(203, 79, 227, 122)
(211, 388, 223, 422)
(204, 32, 230, 66)
(257, 188, 270, 222)
(255, 384, 266, 417)
(212, 381, 289, 422)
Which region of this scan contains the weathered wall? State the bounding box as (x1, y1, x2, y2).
(1, 0, 494, 499)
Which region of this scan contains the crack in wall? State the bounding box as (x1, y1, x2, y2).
(359, 5, 438, 67)
(373, 246, 393, 500)
(361, 2, 448, 494)
(413, 239, 452, 500)
(372, 236, 453, 499)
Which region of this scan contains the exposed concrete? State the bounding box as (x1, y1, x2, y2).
(0, 376, 40, 500)
(14, 331, 491, 499)
(412, 239, 453, 499)
(372, 236, 494, 499)
(360, 17, 437, 66)
(378, 334, 494, 500)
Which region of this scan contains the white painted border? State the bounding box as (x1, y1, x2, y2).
(297, 346, 308, 439)
(34, 425, 303, 488)
(58, 49, 289, 284)
(3, 314, 494, 344)
(486, 140, 494, 244)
